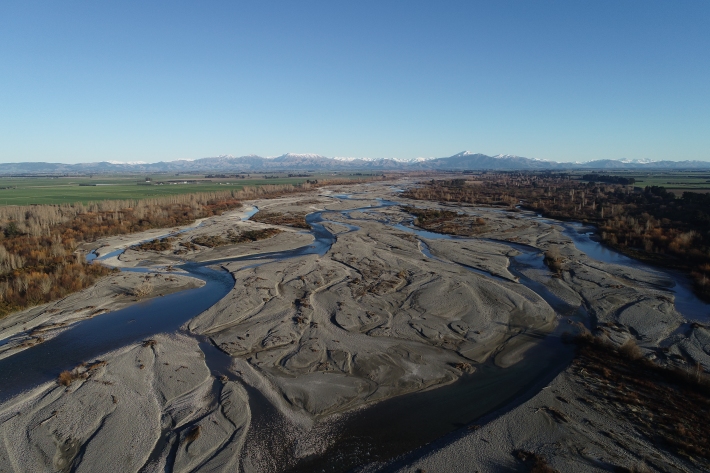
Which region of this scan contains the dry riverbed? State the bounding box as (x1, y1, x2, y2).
(1, 180, 708, 472)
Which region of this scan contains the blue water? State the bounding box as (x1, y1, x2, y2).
(242, 205, 259, 221)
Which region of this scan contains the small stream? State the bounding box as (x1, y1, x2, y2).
(0, 195, 701, 473)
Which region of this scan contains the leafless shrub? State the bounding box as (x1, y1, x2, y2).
(544, 247, 564, 274)
(184, 425, 201, 444)
(619, 339, 643, 360)
(57, 369, 87, 386)
(132, 281, 153, 299)
(57, 371, 74, 386)
(451, 362, 475, 374)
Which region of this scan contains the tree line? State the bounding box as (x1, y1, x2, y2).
(582, 173, 636, 185)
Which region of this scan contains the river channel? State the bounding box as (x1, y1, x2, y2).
(0, 195, 705, 472)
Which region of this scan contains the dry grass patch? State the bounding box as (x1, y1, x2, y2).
(57, 360, 107, 386)
(57, 370, 84, 386)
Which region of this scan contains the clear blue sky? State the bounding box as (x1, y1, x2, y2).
(1, 1, 708, 163)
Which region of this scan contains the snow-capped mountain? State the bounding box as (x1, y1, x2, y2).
(1, 152, 709, 174)
(271, 153, 328, 160)
(618, 158, 655, 165)
(106, 160, 148, 165)
(435, 152, 557, 170)
(394, 156, 438, 163)
(492, 154, 550, 162)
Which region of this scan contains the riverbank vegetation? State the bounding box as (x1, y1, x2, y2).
(0, 178, 381, 318)
(403, 174, 710, 299)
(136, 237, 176, 252)
(0, 190, 241, 317)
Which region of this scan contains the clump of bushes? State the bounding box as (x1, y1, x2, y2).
(402, 206, 486, 236)
(250, 212, 310, 229)
(135, 237, 175, 252)
(543, 247, 564, 275)
(58, 370, 86, 386)
(57, 360, 107, 386)
(451, 362, 476, 374)
(191, 235, 226, 248)
(132, 281, 153, 299)
(191, 227, 283, 248)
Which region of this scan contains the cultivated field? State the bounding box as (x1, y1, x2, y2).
(574, 170, 710, 194)
(0, 173, 379, 206)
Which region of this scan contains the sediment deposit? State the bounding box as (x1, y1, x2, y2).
(1, 180, 707, 472)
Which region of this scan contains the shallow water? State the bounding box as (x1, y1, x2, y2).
(242, 205, 259, 221)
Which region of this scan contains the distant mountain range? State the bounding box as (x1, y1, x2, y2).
(1, 152, 709, 174)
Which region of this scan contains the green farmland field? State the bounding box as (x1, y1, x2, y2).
(0, 173, 377, 206)
(574, 171, 710, 194)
